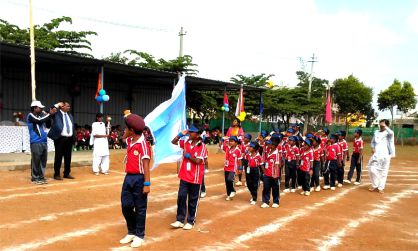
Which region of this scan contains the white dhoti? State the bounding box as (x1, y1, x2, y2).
(91, 122, 110, 173)
(367, 155, 390, 190)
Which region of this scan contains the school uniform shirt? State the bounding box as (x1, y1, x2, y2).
(264, 149, 280, 177)
(353, 137, 364, 154)
(247, 152, 263, 168)
(338, 139, 349, 156)
(241, 142, 250, 159)
(326, 143, 341, 161)
(178, 139, 207, 184)
(223, 145, 242, 172)
(125, 135, 151, 174)
(300, 148, 314, 172)
(91, 122, 110, 157)
(320, 136, 328, 149)
(286, 145, 300, 161)
(276, 144, 283, 160)
(313, 145, 324, 161)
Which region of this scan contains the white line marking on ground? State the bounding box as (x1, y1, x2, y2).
(315, 188, 418, 251)
(197, 186, 362, 250)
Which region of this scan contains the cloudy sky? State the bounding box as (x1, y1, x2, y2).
(1, 0, 417, 118)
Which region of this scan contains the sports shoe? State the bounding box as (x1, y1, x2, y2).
(130, 236, 144, 248)
(315, 186, 321, 192)
(183, 223, 194, 230)
(94, 172, 99, 176)
(200, 192, 206, 198)
(272, 203, 279, 208)
(283, 188, 290, 193)
(378, 189, 384, 194)
(330, 187, 336, 191)
(354, 181, 360, 185)
(230, 191, 236, 198)
(300, 191, 305, 195)
(102, 172, 109, 175)
(337, 184, 343, 188)
(119, 234, 136, 244)
(335, 181, 339, 185)
(297, 186, 302, 190)
(323, 185, 330, 190)
(35, 180, 43, 185)
(225, 196, 231, 201)
(344, 179, 351, 184)
(170, 221, 184, 228)
(250, 200, 256, 205)
(260, 203, 269, 208)
(290, 189, 296, 193)
(235, 181, 242, 186)
(41, 179, 48, 184)
(305, 192, 310, 196)
(310, 187, 314, 192)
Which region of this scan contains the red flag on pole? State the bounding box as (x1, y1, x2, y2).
(235, 85, 245, 118)
(223, 91, 229, 106)
(325, 92, 332, 124)
(95, 72, 102, 99)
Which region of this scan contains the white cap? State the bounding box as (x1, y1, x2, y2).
(30, 100, 45, 108)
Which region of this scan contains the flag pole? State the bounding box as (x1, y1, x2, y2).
(29, 0, 36, 101)
(100, 66, 104, 113)
(259, 91, 263, 133)
(221, 87, 226, 136)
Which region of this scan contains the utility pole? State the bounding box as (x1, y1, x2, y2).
(178, 27, 187, 57)
(303, 53, 318, 133)
(29, 0, 36, 101)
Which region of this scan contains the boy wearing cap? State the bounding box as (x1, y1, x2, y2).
(245, 141, 263, 205)
(119, 113, 151, 248)
(346, 128, 364, 185)
(299, 139, 314, 196)
(261, 139, 281, 208)
(337, 131, 349, 187)
(171, 124, 207, 230)
(27, 101, 57, 184)
(284, 136, 300, 193)
(222, 136, 242, 200)
(237, 133, 252, 186)
(323, 134, 342, 190)
(256, 131, 268, 182)
(310, 136, 324, 192)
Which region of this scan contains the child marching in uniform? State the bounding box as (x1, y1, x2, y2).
(319, 128, 330, 179)
(245, 141, 263, 205)
(284, 136, 300, 193)
(222, 136, 242, 201)
(337, 131, 349, 187)
(170, 125, 207, 230)
(256, 130, 268, 183)
(345, 128, 364, 185)
(299, 139, 314, 196)
(323, 134, 342, 191)
(119, 113, 151, 248)
(310, 136, 324, 192)
(261, 138, 281, 208)
(237, 133, 251, 186)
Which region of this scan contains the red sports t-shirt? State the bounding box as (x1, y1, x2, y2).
(178, 139, 207, 184)
(223, 144, 242, 172)
(125, 135, 151, 174)
(353, 137, 364, 154)
(286, 145, 300, 161)
(264, 149, 280, 177)
(320, 136, 328, 149)
(313, 145, 324, 161)
(247, 152, 263, 168)
(326, 143, 341, 161)
(338, 139, 348, 155)
(300, 148, 314, 172)
(241, 142, 250, 159)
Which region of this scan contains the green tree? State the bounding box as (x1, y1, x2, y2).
(0, 17, 97, 57)
(377, 79, 417, 125)
(332, 75, 373, 130)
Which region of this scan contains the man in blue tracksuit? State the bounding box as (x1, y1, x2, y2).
(27, 101, 57, 184)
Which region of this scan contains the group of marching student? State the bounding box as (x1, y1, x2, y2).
(219, 120, 364, 209)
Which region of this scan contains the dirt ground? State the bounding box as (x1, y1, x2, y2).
(0, 145, 417, 251)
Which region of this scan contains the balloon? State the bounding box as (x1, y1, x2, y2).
(99, 89, 106, 96)
(238, 111, 246, 121)
(102, 95, 110, 102)
(221, 106, 225, 111)
(225, 107, 229, 112)
(96, 96, 103, 102)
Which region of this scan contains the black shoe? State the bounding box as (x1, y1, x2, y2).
(54, 175, 63, 180)
(63, 175, 75, 179)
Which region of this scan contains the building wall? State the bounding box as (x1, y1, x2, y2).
(0, 59, 173, 127)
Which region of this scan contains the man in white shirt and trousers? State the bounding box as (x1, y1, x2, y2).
(367, 119, 396, 193)
(91, 113, 110, 175)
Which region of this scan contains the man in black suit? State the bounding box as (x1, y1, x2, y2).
(48, 102, 76, 180)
